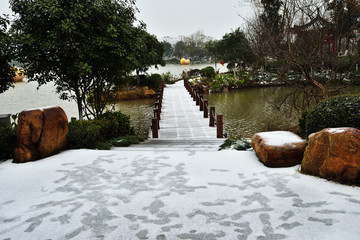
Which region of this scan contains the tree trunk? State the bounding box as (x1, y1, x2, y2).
(136, 69, 140, 86)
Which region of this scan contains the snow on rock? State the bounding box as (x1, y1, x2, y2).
(255, 131, 305, 147)
(0, 148, 359, 240)
(251, 131, 307, 167)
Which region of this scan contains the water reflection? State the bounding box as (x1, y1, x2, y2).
(207, 87, 300, 137)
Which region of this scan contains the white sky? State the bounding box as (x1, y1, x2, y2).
(0, 0, 255, 40)
(135, 0, 254, 40)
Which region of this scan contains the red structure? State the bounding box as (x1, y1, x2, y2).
(291, 11, 336, 56)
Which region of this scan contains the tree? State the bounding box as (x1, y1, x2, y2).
(10, 0, 138, 119)
(205, 39, 221, 69)
(217, 28, 256, 68)
(247, 0, 360, 113)
(259, 0, 283, 37)
(133, 28, 165, 84)
(173, 41, 187, 58)
(0, 15, 14, 94)
(162, 41, 173, 58)
(327, 0, 360, 52)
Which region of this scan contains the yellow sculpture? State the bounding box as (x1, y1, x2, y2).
(12, 67, 26, 82)
(180, 58, 190, 65)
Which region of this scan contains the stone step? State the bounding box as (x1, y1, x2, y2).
(112, 138, 225, 152)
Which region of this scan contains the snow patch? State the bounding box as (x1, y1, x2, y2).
(325, 127, 352, 134)
(23, 106, 58, 112)
(257, 131, 305, 147)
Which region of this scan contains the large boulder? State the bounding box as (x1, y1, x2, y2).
(301, 127, 360, 184)
(251, 131, 307, 167)
(13, 106, 68, 163)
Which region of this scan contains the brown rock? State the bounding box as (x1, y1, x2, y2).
(38, 107, 68, 159)
(301, 127, 360, 184)
(13, 109, 44, 163)
(143, 89, 156, 97)
(251, 131, 307, 167)
(13, 107, 68, 163)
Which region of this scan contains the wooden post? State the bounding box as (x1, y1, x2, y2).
(204, 100, 208, 118)
(217, 115, 223, 138)
(199, 95, 204, 111)
(196, 92, 200, 106)
(192, 89, 196, 101)
(209, 106, 215, 127)
(154, 108, 160, 121)
(157, 95, 162, 110)
(155, 101, 160, 113)
(152, 118, 158, 138)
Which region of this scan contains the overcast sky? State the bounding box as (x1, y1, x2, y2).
(0, 0, 254, 40)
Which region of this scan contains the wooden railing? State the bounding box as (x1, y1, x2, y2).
(151, 81, 165, 138)
(184, 80, 224, 138)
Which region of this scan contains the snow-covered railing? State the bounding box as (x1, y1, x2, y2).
(184, 80, 223, 138)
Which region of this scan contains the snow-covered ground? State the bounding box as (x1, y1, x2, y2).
(0, 148, 359, 240)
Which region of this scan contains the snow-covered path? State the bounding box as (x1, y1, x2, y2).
(157, 80, 218, 139)
(1, 149, 360, 240)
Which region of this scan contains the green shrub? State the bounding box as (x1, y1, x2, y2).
(200, 66, 215, 79)
(67, 111, 134, 149)
(96, 111, 133, 139)
(67, 119, 102, 149)
(161, 72, 174, 84)
(147, 73, 162, 90)
(300, 95, 360, 137)
(0, 126, 17, 161)
(219, 138, 252, 151)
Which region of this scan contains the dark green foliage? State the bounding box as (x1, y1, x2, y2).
(300, 95, 360, 137)
(147, 74, 162, 90)
(133, 29, 165, 76)
(0, 125, 17, 161)
(200, 66, 215, 79)
(0, 15, 14, 94)
(67, 119, 102, 149)
(67, 111, 134, 149)
(10, 0, 139, 119)
(161, 72, 175, 84)
(219, 138, 252, 151)
(95, 111, 134, 139)
(260, 0, 283, 36)
(216, 28, 257, 66)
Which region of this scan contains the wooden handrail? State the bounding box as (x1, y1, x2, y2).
(152, 81, 164, 138)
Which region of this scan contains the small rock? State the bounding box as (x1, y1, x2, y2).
(251, 131, 307, 167)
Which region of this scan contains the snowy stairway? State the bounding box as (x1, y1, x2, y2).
(116, 139, 224, 152)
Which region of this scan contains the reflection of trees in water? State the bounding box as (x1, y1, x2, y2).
(209, 87, 308, 137)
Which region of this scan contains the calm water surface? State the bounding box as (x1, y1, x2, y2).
(0, 80, 154, 138)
